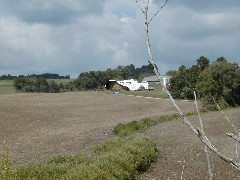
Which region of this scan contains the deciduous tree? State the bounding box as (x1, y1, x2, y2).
(196, 59, 240, 107)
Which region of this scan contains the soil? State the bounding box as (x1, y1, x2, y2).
(0, 92, 239, 179)
(139, 109, 240, 180)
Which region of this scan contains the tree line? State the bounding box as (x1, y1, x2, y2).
(0, 73, 70, 80)
(169, 56, 240, 109)
(12, 64, 154, 92)
(73, 64, 154, 90)
(13, 77, 63, 93)
(0, 74, 17, 80)
(11, 57, 240, 109)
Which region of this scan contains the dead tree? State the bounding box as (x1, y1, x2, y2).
(136, 0, 240, 178)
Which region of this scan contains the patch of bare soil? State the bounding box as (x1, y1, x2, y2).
(0, 91, 194, 167)
(139, 108, 240, 180)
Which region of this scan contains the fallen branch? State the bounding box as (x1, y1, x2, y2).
(180, 158, 186, 180)
(226, 133, 240, 143)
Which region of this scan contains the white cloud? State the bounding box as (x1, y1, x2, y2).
(0, 0, 239, 77)
(0, 17, 61, 75)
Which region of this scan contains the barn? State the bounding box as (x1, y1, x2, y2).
(105, 80, 129, 91)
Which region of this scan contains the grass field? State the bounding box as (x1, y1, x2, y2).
(0, 79, 75, 94)
(0, 80, 15, 94)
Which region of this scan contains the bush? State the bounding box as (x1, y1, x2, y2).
(13, 77, 66, 93)
(48, 80, 60, 93)
(93, 135, 158, 179)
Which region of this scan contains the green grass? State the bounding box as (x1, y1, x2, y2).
(1, 136, 158, 180)
(0, 79, 74, 94)
(113, 114, 180, 137)
(0, 80, 15, 94)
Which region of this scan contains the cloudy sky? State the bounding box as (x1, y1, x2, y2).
(0, 0, 239, 78)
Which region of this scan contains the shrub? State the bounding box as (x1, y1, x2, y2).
(9, 136, 158, 180)
(93, 135, 158, 179)
(113, 114, 180, 137)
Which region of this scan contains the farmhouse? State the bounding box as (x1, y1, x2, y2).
(106, 80, 129, 91)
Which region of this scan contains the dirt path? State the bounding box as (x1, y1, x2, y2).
(139, 109, 240, 180)
(0, 91, 194, 167)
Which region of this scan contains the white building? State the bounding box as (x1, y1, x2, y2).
(117, 79, 149, 91)
(142, 75, 171, 86)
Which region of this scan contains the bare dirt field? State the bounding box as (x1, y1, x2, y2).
(139, 109, 240, 180)
(0, 91, 194, 166)
(0, 91, 240, 179)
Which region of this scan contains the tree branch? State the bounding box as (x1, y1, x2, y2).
(136, 0, 145, 14)
(213, 98, 238, 133)
(194, 91, 213, 180)
(213, 98, 240, 160)
(197, 128, 240, 170)
(136, 0, 240, 171)
(149, 0, 169, 24)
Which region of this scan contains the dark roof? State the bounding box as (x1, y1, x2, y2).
(105, 80, 129, 91)
(142, 75, 172, 82)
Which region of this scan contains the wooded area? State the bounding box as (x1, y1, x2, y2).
(170, 56, 240, 108)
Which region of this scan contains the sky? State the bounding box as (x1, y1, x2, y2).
(0, 0, 239, 78)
